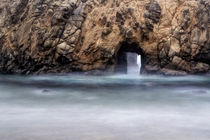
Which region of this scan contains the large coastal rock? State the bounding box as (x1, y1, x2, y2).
(0, 0, 209, 75)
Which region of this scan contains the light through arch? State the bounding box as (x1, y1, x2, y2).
(114, 42, 143, 75)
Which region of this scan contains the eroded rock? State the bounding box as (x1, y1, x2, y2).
(0, 0, 209, 75)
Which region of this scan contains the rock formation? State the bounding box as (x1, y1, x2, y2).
(0, 0, 209, 75)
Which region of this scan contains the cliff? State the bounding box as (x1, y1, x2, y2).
(0, 0, 209, 75)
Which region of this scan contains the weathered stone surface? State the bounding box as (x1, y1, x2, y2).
(0, 0, 209, 75)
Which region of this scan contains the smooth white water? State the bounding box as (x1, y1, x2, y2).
(126, 53, 141, 74)
(137, 55, 141, 70)
(0, 74, 210, 140)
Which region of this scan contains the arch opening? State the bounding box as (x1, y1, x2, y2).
(114, 42, 143, 75)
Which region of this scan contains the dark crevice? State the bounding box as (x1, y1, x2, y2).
(10, 0, 29, 24)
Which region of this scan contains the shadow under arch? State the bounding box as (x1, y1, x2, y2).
(114, 41, 145, 74)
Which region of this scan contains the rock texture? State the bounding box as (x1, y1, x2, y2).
(0, 0, 209, 75)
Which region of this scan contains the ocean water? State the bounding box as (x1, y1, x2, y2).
(0, 74, 210, 140)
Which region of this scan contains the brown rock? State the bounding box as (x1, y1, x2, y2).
(0, 0, 209, 75)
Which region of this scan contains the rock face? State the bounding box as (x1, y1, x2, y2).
(0, 0, 209, 75)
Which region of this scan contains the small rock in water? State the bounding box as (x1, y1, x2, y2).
(42, 89, 50, 93)
(193, 90, 207, 94)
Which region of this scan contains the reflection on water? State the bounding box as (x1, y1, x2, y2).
(0, 74, 210, 140)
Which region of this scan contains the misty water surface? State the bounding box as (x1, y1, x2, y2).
(0, 74, 210, 140)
